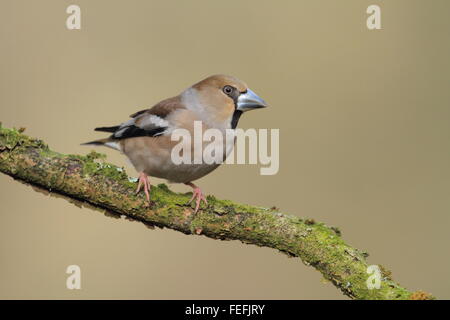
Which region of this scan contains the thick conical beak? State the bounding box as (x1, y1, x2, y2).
(237, 89, 268, 112)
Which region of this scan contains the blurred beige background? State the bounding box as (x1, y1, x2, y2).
(1, 0, 449, 299)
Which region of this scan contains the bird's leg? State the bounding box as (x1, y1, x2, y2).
(136, 172, 151, 202)
(185, 182, 208, 213)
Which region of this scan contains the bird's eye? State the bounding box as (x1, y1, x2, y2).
(223, 85, 234, 95)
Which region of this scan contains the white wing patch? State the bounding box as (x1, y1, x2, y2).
(112, 114, 170, 139)
(140, 115, 169, 129)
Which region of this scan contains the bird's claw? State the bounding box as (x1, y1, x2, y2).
(188, 186, 208, 213)
(136, 172, 151, 203)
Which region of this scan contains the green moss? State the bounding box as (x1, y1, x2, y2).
(156, 183, 172, 193)
(0, 126, 49, 155)
(39, 148, 64, 158)
(86, 150, 107, 161)
(78, 153, 128, 183)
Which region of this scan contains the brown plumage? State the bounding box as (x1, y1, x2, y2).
(83, 74, 268, 212)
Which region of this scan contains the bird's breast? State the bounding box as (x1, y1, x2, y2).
(121, 130, 234, 183)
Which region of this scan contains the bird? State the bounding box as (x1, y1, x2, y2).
(82, 74, 267, 212)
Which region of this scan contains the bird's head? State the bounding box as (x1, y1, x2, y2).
(190, 74, 268, 128)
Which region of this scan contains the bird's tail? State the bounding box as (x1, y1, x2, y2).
(94, 126, 120, 133)
(81, 138, 121, 151)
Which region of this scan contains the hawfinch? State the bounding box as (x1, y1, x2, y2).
(83, 75, 267, 212)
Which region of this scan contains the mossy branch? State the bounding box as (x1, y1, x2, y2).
(0, 124, 433, 300)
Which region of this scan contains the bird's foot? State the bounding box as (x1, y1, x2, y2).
(136, 172, 151, 203)
(185, 182, 208, 213)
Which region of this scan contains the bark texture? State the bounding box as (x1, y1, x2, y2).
(0, 125, 433, 300)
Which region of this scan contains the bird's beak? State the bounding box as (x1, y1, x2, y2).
(237, 89, 268, 112)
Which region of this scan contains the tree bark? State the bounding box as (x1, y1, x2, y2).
(0, 124, 433, 300)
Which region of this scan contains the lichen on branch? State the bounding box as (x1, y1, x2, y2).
(0, 124, 433, 300)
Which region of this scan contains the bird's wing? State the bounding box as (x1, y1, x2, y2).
(129, 96, 185, 118)
(95, 96, 186, 140)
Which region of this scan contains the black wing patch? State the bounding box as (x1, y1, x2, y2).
(94, 99, 181, 140)
(94, 118, 167, 140)
(110, 125, 167, 139)
(95, 126, 120, 133)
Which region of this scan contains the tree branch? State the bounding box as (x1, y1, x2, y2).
(0, 124, 433, 300)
